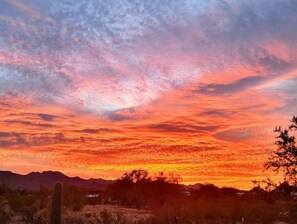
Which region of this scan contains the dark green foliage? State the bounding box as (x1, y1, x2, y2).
(50, 182, 62, 224)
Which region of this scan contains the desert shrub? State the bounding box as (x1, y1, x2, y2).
(63, 185, 86, 212)
(100, 209, 115, 224)
(23, 195, 39, 222)
(64, 216, 85, 224)
(0, 206, 11, 224)
(84, 212, 92, 218)
(241, 200, 288, 223)
(7, 191, 25, 213)
(138, 196, 294, 224)
(6, 190, 39, 223)
(36, 185, 50, 210)
(0, 184, 10, 196)
(115, 213, 128, 224)
(33, 208, 49, 224)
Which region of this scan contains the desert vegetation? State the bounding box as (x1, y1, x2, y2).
(1, 169, 297, 223)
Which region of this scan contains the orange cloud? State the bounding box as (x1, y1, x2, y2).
(0, 0, 296, 190)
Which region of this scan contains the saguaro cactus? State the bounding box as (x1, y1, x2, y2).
(50, 182, 62, 224)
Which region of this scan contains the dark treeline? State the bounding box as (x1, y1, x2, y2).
(107, 169, 183, 209)
(106, 170, 297, 223)
(107, 169, 297, 205)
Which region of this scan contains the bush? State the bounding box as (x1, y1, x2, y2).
(100, 209, 115, 224)
(33, 208, 49, 224)
(0, 207, 10, 224)
(64, 216, 85, 224)
(63, 186, 86, 212)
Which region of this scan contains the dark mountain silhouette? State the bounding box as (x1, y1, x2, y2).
(0, 170, 114, 190)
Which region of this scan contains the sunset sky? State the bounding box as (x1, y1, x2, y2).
(0, 0, 297, 189)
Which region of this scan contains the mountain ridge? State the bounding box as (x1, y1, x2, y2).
(0, 170, 114, 190)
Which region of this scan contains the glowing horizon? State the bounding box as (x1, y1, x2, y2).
(0, 0, 297, 190)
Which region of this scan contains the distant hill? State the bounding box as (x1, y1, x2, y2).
(0, 170, 114, 190)
(186, 183, 204, 190)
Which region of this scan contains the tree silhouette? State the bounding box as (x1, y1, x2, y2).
(121, 169, 151, 183)
(108, 169, 183, 208)
(265, 116, 297, 185)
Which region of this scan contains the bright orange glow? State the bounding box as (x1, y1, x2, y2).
(0, 78, 291, 189)
(0, 0, 296, 190)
